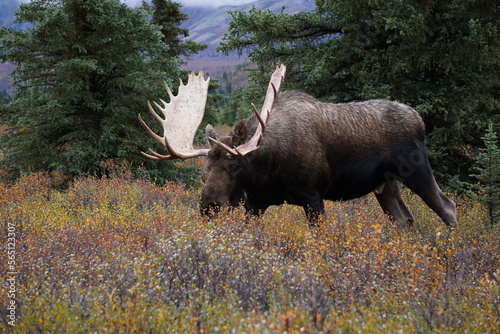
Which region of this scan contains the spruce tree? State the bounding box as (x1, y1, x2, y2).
(471, 123, 500, 225)
(0, 0, 204, 182)
(144, 0, 206, 60)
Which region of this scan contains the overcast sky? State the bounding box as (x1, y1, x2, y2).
(14, 0, 256, 8)
(123, 0, 256, 8)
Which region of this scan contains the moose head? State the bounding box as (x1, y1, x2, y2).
(138, 65, 286, 217)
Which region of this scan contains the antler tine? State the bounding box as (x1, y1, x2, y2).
(149, 101, 166, 126)
(141, 148, 174, 161)
(163, 81, 175, 101)
(138, 71, 211, 160)
(138, 112, 179, 160)
(138, 111, 163, 145)
(222, 64, 285, 157)
(251, 103, 266, 130)
(208, 137, 239, 156)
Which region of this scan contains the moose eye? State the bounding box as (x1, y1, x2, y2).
(226, 162, 239, 172)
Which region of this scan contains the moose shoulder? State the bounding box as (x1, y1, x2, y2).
(139, 65, 457, 228)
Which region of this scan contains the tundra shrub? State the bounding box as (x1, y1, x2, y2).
(0, 173, 499, 333)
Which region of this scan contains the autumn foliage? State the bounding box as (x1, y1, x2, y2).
(0, 170, 499, 333)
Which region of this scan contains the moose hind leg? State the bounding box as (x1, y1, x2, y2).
(402, 164, 457, 227)
(374, 180, 415, 227)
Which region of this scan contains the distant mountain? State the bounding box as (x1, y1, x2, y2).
(182, 0, 315, 54)
(180, 0, 315, 77)
(0, 0, 19, 27)
(0, 0, 23, 93)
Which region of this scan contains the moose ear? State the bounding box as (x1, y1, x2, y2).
(205, 124, 219, 147)
(233, 120, 249, 147)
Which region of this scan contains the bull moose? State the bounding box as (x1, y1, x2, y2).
(139, 65, 457, 227)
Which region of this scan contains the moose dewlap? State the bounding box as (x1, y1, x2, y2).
(139, 65, 457, 228)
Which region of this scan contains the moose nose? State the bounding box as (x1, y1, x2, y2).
(201, 184, 225, 217)
(200, 201, 221, 218)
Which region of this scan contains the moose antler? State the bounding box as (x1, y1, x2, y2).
(138, 71, 210, 160)
(210, 64, 286, 156)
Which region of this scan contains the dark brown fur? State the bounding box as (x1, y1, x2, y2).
(202, 90, 457, 227)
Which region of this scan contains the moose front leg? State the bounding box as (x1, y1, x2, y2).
(302, 194, 325, 227)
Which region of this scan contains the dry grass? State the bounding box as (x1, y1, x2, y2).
(0, 171, 499, 333)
